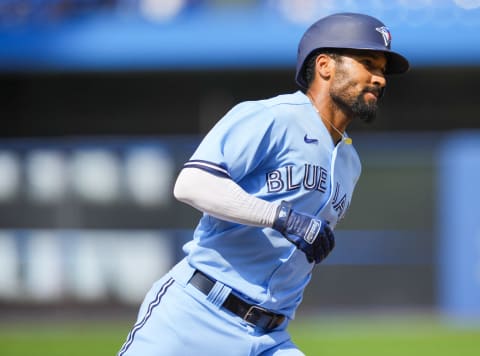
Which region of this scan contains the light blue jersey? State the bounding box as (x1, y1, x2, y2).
(182, 90, 361, 319)
(119, 91, 361, 356)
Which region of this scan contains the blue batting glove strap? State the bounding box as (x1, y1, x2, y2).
(284, 211, 320, 242)
(272, 201, 292, 232)
(273, 201, 335, 264)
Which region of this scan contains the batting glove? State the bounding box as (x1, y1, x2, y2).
(272, 201, 335, 264)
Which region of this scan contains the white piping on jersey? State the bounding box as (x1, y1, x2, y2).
(184, 160, 231, 178)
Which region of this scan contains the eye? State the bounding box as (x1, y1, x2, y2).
(362, 59, 386, 75)
(362, 59, 373, 69)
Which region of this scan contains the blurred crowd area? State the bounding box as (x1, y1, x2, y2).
(0, 0, 252, 25)
(2, 0, 480, 26)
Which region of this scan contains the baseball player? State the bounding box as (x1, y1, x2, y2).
(118, 13, 409, 356)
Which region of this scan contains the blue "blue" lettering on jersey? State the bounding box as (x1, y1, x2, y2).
(266, 164, 328, 193)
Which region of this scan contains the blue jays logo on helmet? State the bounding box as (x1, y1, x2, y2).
(375, 26, 392, 49)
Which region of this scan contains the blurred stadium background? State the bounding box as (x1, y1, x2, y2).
(0, 0, 480, 355)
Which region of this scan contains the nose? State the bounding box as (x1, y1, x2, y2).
(372, 71, 386, 89)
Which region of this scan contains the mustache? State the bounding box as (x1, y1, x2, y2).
(363, 86, 384, 99)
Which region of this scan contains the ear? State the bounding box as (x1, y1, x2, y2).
(315, 54, 334, 79)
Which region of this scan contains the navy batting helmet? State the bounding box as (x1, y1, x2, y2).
(295, 12, 410, 90)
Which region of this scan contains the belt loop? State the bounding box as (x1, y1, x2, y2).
(206, 281, 232, 308)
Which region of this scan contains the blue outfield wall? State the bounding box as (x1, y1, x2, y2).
(438, 131, 480, 319)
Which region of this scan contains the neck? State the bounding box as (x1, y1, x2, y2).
(306, 92, 348, 144)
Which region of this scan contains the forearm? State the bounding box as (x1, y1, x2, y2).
(173, 167, 278, 227)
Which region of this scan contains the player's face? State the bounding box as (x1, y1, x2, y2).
(329, 51, 387, 123)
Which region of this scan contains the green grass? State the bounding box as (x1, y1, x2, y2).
(0, 322, 130, 356)
(1, 314, 479, 356)
(290, 315, 480, 356)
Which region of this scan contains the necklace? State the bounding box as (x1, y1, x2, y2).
(307, 95, 352, 145)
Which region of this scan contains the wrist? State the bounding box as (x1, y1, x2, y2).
(272, 201, 292, 233)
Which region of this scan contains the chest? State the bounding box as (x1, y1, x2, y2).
(263, 137, 361, 227)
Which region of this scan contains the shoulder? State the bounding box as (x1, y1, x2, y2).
(216, 91, 307, 129)
(264, 91, 311, 125)
(252, 91, 312, 128)
(231, 91, 309, 114)
(213, 91, 311, 135)
(258, 91, 310, 111)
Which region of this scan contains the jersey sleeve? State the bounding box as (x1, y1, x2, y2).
(184, 101, 280, 181)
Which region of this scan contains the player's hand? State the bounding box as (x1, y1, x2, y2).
(272, 201, 335, 264)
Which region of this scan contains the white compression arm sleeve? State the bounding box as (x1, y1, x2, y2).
(173, 168, 279, 227)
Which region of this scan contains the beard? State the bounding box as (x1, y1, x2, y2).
(347, 90, 379, 123)
(329, 68, 382, 123)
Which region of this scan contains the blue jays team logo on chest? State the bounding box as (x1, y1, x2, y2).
(331, 182, 349, 219)
(375, 26, 391, 48)
(266, 164, 328, 193)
